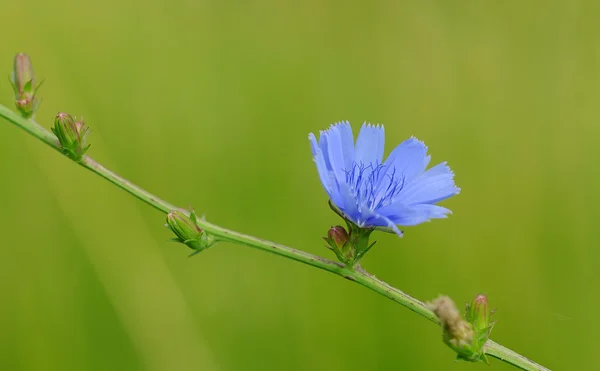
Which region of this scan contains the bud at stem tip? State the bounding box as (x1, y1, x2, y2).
(11, 53, 42, 118)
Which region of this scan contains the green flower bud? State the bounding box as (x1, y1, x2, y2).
(466, 294, 495, 352)
(466, 294, 490, 334)
(166, 209, 215, 255)
(51, 112, 91, 161)
(11, 53, 43, 118)
(167, 210, 202, 242)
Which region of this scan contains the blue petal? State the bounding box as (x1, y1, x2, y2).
(371, 202, 415, 222)
(336, 121, 355, 170)
(379, 137, 430, 185)
(392, 205, 451, 226)
(323, 123, 355, 183)
(309, 133, 335, 199)
(336, 182, 360, 223)
(355, 123, 385, 166)
(399, 162, 460, 205)
(414, 204, 452, 218)
(377, 204, 451, 226)
(363, 211, 403, 236)
(318, 131, 332, 172)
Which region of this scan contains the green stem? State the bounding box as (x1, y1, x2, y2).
(485, 341, 548, 370)
(0, 104, 550, 371)
(0, 105, 178, 214)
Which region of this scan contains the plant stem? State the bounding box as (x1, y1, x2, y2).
(485, 341, 548, 370)
(0, 105, 178, 214)
(0, 104, 550, 371)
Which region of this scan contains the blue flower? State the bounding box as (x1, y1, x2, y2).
(309, 122, 460, 236)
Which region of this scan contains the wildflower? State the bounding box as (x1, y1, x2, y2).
(309, 122, 460, 236)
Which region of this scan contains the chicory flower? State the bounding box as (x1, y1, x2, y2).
(309, 122, 459, 236)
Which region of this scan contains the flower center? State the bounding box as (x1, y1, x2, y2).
(344, 162, 405, 211)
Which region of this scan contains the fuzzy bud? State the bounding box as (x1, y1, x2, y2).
(429, 296, 478, 361)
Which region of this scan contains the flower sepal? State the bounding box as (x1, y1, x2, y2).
(323, 202, 376, 266)
(166, 208, 217, 256)
(324, 200, 376, 266)
(346, 222, 375, 265)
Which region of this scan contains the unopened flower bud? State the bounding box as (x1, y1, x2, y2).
(429, 296, 478, 361)
(465, 293, 495, 356)
(323, 225, 353, 263)
(328, 226, 349, 250)
(167, 210, 202, 240)
(166, 210, 214, 255)
(51, 112, 91, 161)
(11, 53, 42, 118)
(467, 294, 490, 334)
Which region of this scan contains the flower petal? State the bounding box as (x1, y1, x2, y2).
(379, 137, 429, 185)
(336, 121, 355, 170)
(335, 182, 360, 223)
(377, 204, 451, 226)
(355, 123, 385, 166)
(309, 133, 334, 198)
(397, 204, 451, 225)
(324, 123, 355, 183)
(363, 211, 403, 236)
(399, 162, 460, 205)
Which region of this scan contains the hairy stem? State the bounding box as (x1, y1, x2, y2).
(0, 104, 550, 371)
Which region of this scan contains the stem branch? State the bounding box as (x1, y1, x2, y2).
(0, 104, 550, 371)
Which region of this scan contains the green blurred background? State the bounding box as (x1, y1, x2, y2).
(0, 0, 597, 370)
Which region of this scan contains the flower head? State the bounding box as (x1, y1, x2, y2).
(309, 122, 459, 236)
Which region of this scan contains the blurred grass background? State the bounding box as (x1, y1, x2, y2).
(0, 0, 598, 370)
